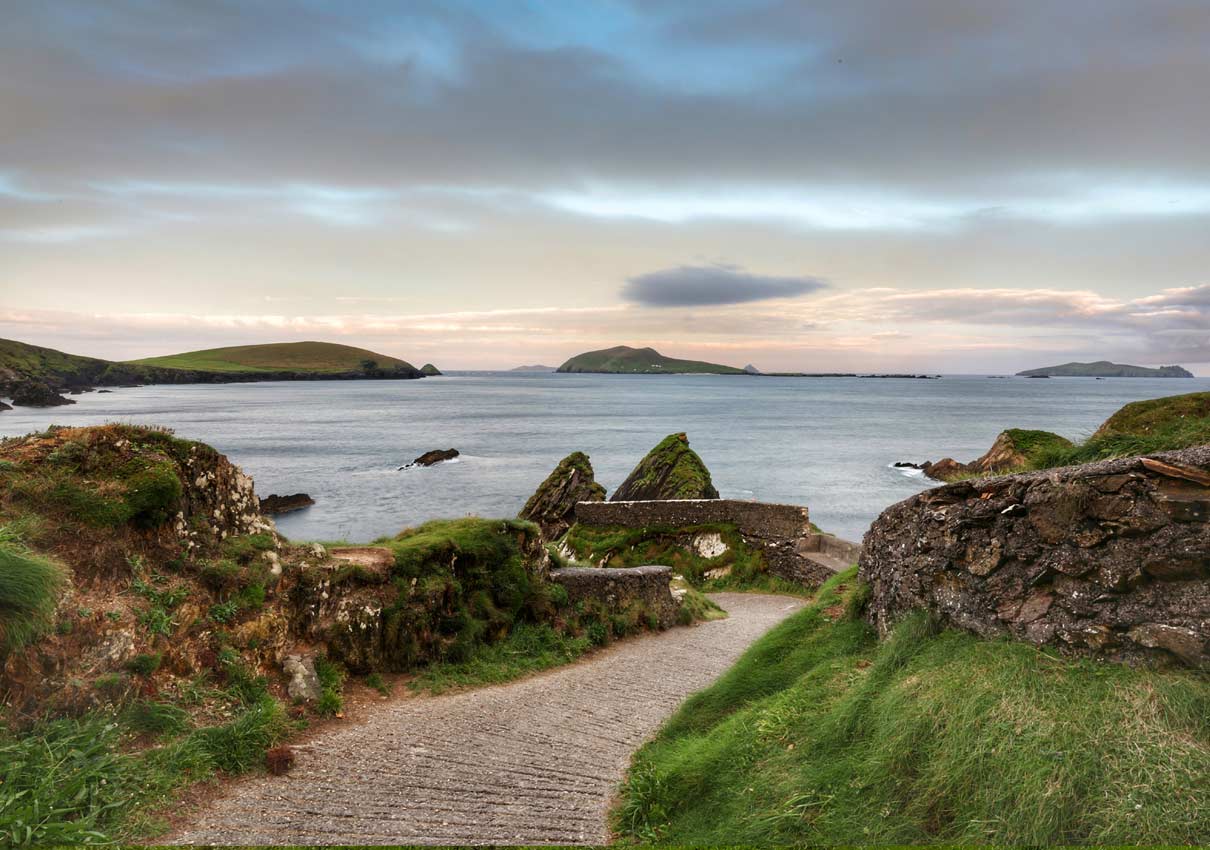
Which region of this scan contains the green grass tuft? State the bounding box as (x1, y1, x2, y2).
(0, 541, 68, 657)
(614, 568, 1210, 845)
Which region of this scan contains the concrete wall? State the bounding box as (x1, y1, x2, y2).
(575, 499, 810, 540)
(550, 565, 679, 629)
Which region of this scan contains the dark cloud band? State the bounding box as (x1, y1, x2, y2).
(622, 264, 826, 307)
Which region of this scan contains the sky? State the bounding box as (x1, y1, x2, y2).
(2, 0, 1208, 373)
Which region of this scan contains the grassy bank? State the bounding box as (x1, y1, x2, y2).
(615, 569, 1210, 845)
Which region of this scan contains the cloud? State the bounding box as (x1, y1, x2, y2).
(622, 264, 826, 307)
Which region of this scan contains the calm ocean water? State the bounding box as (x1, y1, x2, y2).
(2, 373, 1206, 543)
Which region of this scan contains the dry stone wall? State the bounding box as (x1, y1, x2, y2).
(550, 565, 680, 629)
(575, 499, 857, 588)
(860, 446, 1210, 668)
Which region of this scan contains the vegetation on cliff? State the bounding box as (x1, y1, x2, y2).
(615, 569, 1210, 845)
(556, 345, 746, 375)
(926, 391, 1210, 481)
(1016, 360, 1193, 378)
(612, 433, 720, 501)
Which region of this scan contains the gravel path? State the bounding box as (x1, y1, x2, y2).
(172, 592, 804, 846)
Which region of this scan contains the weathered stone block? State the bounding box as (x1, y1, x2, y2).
(860, 445, 1210, 668)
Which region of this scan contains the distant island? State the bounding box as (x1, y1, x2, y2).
(0, 338, 429, 407)
(509, 365, 558, 372)
(1017, 361, 1193, 378)
(556, 345, 745, 375)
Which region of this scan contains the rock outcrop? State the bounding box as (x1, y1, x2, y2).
(518, 452, 606, 539)
(860, 445, 1210, 668)
(420, 363, 442, 376)
(916, 429, 1074, 481)
(611, 433, 720, 501)
(10, 380, 76, 407)
(259, 493, 316, 514)
(402, 448, 459, 469)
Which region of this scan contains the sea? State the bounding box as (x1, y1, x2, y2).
(2, 373, 1206, 544)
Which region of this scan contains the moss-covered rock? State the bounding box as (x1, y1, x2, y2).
(611, 433, 720, 501)
(924, 428, 1074, 481)
(518, 452, 606, 539)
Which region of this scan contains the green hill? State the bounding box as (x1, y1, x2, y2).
(0, 338, 113, 387)
(131, 341, 418, 375)
(556, 345, 746, 375)
(1017, 361, 1193, 378)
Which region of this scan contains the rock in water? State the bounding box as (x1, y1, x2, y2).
(0, 400, 11, 411)
(611, 433, 720, 502)
(859, 444, 1210, 669)
(518, 451, 606, 539)
(420, 363, 442, 376)
(259, 493, 316, 514)
(10, 380, 76, 407)
(402, 448, 459, 469)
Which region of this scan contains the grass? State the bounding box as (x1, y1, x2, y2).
(368, 518, 549, 669)
(614, 568, 1210, 846)
(0, 694, 292, 845)
(409, 622, 594, 694)
(0, 537, 67, 657)
(129, 341, 417, 374)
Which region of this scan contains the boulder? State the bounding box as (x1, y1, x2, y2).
(922, 458, 969, 480)
(518, 451, 606, 539)
(611, 433, 720, 502)
(0, 400, 10, 411)
(859, 445, 1210, 668)
(282, 654, 322, 702)
(259, 493, 316, 514)
(10, 380, 76, 407)
(402, 448, 459, 469)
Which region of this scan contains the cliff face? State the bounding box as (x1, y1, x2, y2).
(861, 445, 1210, 668)
(518, 452, 606, 539)
(611, 433, 720, 501)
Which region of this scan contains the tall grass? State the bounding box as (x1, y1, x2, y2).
(0, 696, 291, 845)
(0, 538, 67, 657)
(615, 568, 1210, 845)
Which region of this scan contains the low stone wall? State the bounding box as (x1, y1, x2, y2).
(576, 499, 810, 540)
(550, 565, 680, 629)
(575, 498, 859, 589)
(860, 446, 1210, 668)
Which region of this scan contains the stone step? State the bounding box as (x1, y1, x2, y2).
(801, 551, 853, 574)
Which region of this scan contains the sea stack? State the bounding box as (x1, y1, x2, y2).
(611, 433, 720, 501)
(518, 451, 606, 539)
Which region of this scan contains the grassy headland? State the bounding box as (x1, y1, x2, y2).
(1016, 360, 1193, 378)
(615, 569, 1210, 845)
(0, 338, 426, 400)
(556, 345, 746, 374)
(131, 341, 418, 374)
